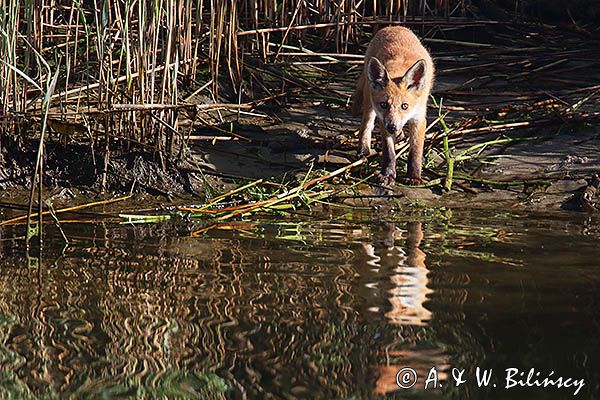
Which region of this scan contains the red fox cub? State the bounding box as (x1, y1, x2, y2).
(352, 26, 434, 186)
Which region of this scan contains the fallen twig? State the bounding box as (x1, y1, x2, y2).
(0, 194, 133, 226)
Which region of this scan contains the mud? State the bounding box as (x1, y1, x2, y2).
(2, 106, 599, 215)
(190, 105, 600, 213)
(0, 135, 216, 199)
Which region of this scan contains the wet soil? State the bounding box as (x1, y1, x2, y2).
(184, 103, 600, 213)
(2, 104, 599, 216)
(0, 135, 218, 199)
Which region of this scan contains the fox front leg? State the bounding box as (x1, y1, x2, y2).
(376, 130, 397, 187)
(357, 108, 376, 158)
(403, 117, 426, 185)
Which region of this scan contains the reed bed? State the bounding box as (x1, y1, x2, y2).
(0, 0, 475, 237)
(0, 0, 472, 147)
(1, 0, 599, 236)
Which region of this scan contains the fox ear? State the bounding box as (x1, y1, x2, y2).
(404, 59, 427, 92)
(367, 57, 388, 90)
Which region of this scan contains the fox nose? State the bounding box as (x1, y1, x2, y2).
(386, 123, 397, 133)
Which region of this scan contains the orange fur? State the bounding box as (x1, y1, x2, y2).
(352, 26, 434, 185)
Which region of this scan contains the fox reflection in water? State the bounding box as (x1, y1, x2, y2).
(361, 221, 449, 395)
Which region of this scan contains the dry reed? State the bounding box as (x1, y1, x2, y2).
(0, 0, 472, 155)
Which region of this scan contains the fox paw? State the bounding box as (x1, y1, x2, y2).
(400, 177, 424, 186)
(356, 147, 371, 159)
(375, 173, 396, 187)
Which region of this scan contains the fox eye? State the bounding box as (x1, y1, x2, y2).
(379, 101, 389, 110)
(401, 103, 409, 110)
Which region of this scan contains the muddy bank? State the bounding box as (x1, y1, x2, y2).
(0, 135, 220, 199)
(188, 106, 600, 213)
(2, 107, 599, 218)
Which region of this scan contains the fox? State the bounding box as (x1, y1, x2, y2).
(352, 26, 434, 186)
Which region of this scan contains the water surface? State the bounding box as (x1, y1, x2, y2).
(0, 208, 598, 399)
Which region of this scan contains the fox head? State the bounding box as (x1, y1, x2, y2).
(367, 57, 427, 136)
